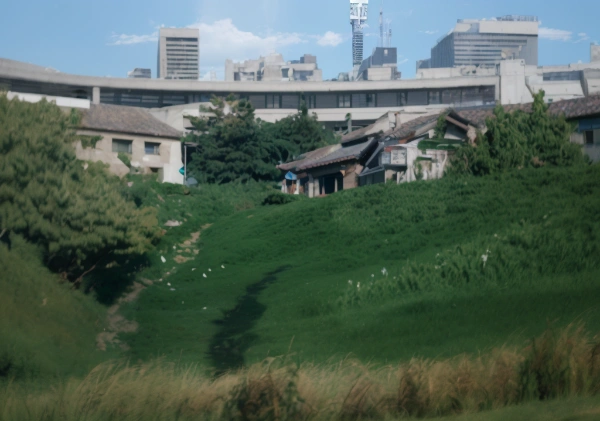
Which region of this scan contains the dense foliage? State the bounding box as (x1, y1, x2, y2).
(261, 101, 338, 161)
(185, 96, 337, 184)
(449, 91, 587, 175)
(0, 94, 161, 282)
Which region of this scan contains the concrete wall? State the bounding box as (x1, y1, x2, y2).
(499, 60, 534, 105)
(75, 129, 184, 184)
(7, 91, 90, 109)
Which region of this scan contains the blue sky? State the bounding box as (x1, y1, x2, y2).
(0, 0, 598, 80)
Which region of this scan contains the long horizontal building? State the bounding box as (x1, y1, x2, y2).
(1, 53, 599, 131)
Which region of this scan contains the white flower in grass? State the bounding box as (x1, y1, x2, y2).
(381, 267, 388, 276)
(203, 273, 207, 278)
(221, 265, 225, 269)
(203, 307, 207, 310)
(192, 268, 196, 271)
(173, 246, 176, 250)
(357, 282, 361, 289)
(182, 301, 184, 304)
(167, 282, 171, 286)
(170, 288, 176, 291)
(161, 256, 166, 263)
(348, 280, 353, 286)
(371, 274, 375, 278)
(481, 251, 490, 267)
(209, 268, 212, 272)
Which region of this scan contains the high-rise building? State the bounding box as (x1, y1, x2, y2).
(127, 68, 151, 78)
(592, 43, 600, 63)
(422, 15, 539, 69)
(157, 28, 200, 80)
(350, 0, 369, 68)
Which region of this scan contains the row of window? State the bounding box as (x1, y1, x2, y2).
(244, 87, 496, 109)
(98, 87, 496, 109)
(112, 139, 161, 156)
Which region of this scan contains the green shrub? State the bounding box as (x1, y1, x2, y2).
(449, 91, 587, 176)
(262, 192, 303, 206)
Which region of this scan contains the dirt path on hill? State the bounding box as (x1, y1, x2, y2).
(96, 225, 212, 351)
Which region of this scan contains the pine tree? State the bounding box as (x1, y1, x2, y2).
(0, 94, 160, 283)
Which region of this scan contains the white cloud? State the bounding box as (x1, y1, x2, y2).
(574, 32, 590, 43)
(539, 27, 572, 41)
(398, 58, 409, 65)
(110, 19, 310, 67)
(538, 27, 591, 43)
(316, 31, 344, 47)
(189, 18, 306, 65)
(419, 30, 439, 35)
(109, 32, 158, 46)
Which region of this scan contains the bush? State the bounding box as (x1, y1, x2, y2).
(262, 192, 303, 206)
(449, 91, 587, 176)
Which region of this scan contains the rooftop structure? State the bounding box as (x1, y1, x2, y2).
(350, 0, 369, 68)
(157, 28, 200, 80)
(420, 15, 539, 69)
(356, 47, 401, 81)
(127, 68, 151, 79)
(225, 53, 322, 82)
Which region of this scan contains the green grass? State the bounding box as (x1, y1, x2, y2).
(0, 236, 113, 380)
(122, 165, 600, 371)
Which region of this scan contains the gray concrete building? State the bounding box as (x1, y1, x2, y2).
(157, 28, 200, 80)
(422, 15, 539, 69)
(127, 68, 151, 79)
(356, 47, 401, 81)
(592, 43, 600, 63)
(225, 53, 322, 82)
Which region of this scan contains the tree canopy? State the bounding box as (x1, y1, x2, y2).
(0, 94, 161, 282)
(449, 91, 587, 176)
(184, 96, 338, 184)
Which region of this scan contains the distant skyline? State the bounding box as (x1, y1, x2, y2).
(0, 0, 598, 80)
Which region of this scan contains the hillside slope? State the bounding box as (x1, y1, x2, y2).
(123, 166, 600, 372)
(0, 236, 112, 380)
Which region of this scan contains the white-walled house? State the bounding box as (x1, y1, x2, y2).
(76, 104, 184, 184)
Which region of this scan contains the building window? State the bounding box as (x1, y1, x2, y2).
(112, 139, 132, 154)
(266, 95, 280, 109)
(585, 131, 594, 145)
(145, 142, 161, 155)
(338, 94, 351, 108)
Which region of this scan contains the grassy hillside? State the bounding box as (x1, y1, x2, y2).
(0, 236, 112, 380)
(122, 165, 600, 372)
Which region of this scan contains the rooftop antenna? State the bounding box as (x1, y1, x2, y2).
(379, 0, 384, 47)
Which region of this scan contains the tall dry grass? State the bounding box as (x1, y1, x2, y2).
(2, 324, 600, 421)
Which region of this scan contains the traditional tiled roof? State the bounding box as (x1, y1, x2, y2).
(385, 113, 442, 140)
(277, 144, 341, 172)
(341, 125, 376, 144)
(297, 138, 378, 170)
(454, 95, 600, 128)
(80, 104, 183, 139)
(548, 94, 600, 119)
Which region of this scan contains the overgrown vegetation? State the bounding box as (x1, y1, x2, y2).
(184, 95, 336, 184)
(0, 236, 111, 380)
(0, 94, 161, 283)
(2, 324, 600, 420)
(449, 91, 587, 175)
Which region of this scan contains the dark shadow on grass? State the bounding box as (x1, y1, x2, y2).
(208, 265, 292, 375)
